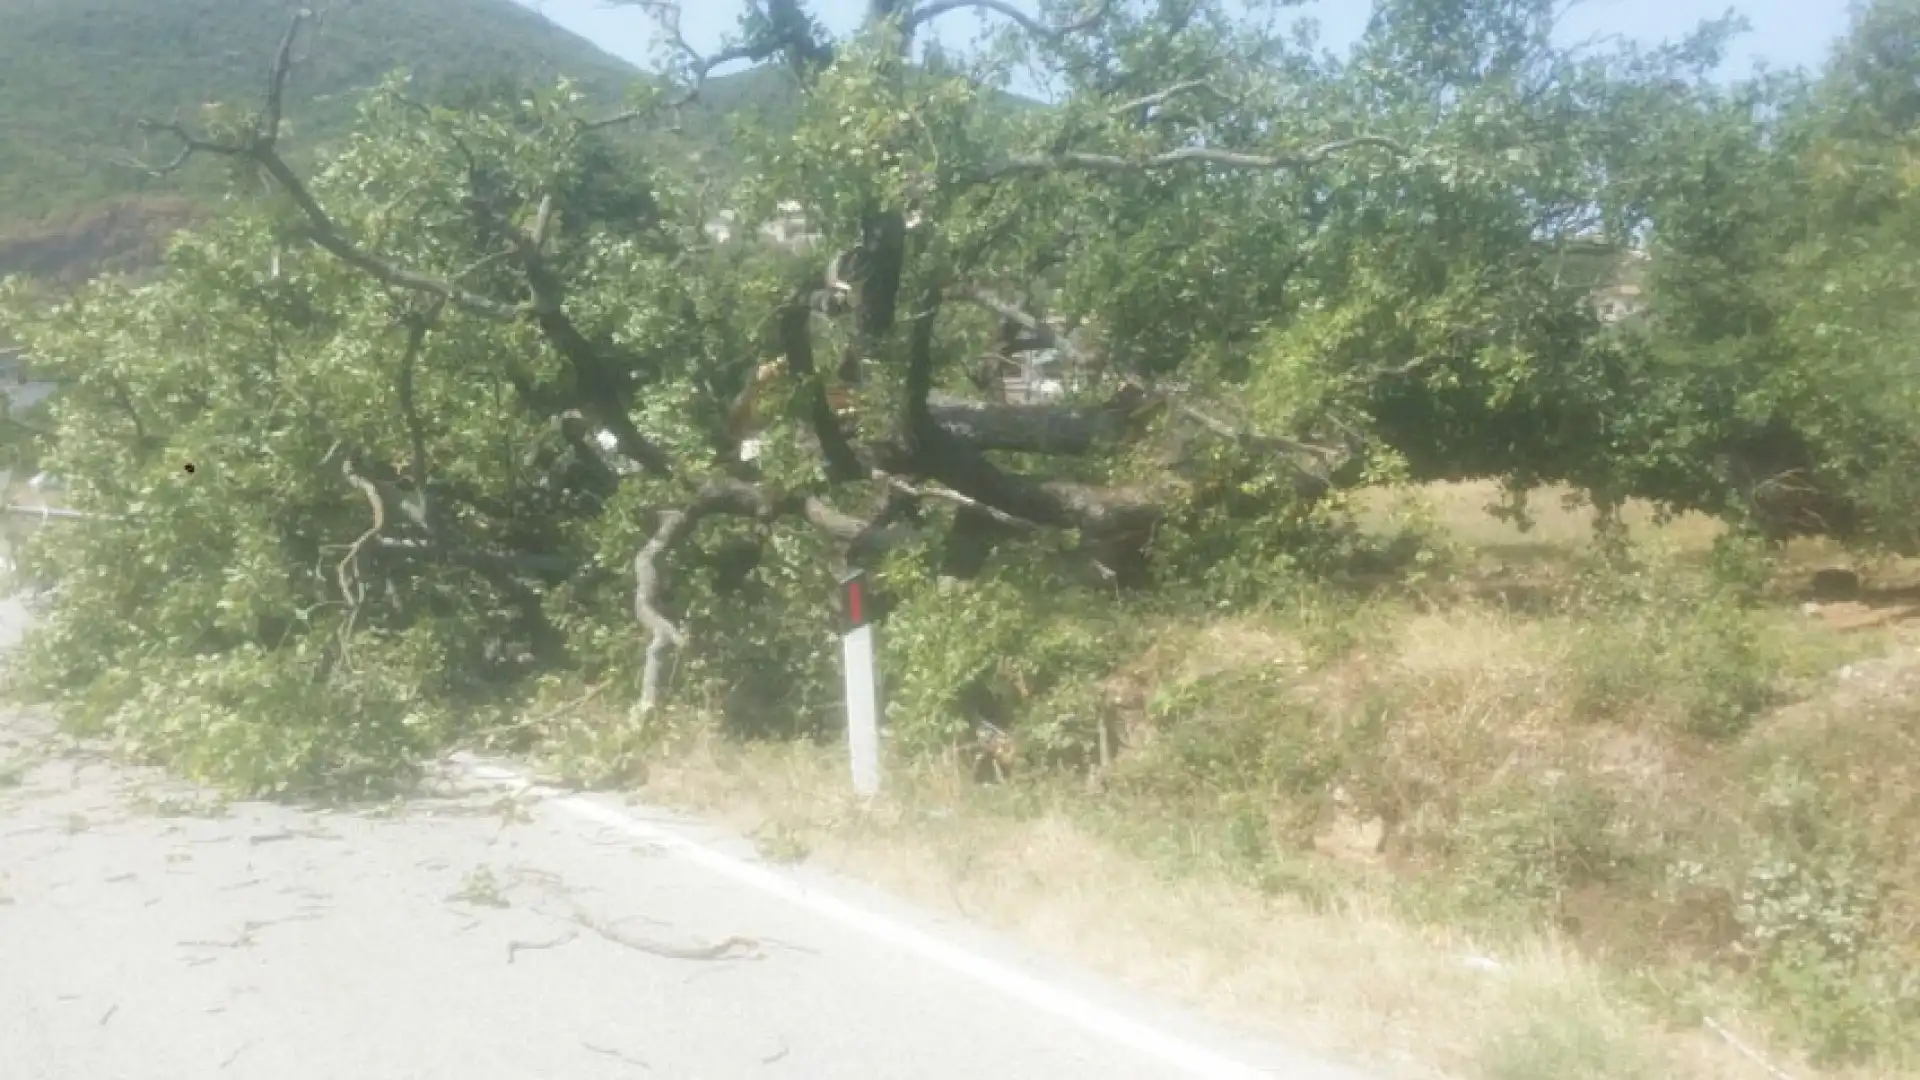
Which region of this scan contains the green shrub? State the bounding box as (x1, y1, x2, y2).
(1563, 557, 1778, 738)
(1448, 772, 1644, 915)
(878, 554, 1137, 765)
(1732, 760, 1920, 1065)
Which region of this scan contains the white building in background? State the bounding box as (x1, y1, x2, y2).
(995, 316, 1097, 404)
(761, 200, 818, 250)
(1591, 249, 1650, 325)
(703, 200, 822, 253)
(1551, 241, 1649, 326)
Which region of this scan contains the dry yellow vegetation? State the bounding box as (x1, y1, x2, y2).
(512, 481, 1920, 1080)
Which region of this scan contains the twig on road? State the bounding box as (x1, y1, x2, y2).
(564, 898, 761, 961)
(248, 826, 338, 844)
(180, 932, 258, 950)
(506, 929, 580, 963)
(177, 912, 318, 951)
(582, 1040, 651, 1070)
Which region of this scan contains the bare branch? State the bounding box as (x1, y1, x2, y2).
(876, 471, 1039, 532)
(948, 284, 1085, 363)
(374, 538, 575, 583)
(614, 0, 828, 108)
(137, 128, 527, 319)
(1107, 80, 1234, 117)
(527, 193, 556, 253)
(135, 12, 527, 319)
(267, 150, 529, 317)
(905, 0, 1114, 40)
(336, 457, 387, 672)
(1157, 393, 1343, 464)
(129, 120, 237, 178)
(632, 480, 780, 716)
(259, 9, 305, 144)
(993, 137, 1407, 178)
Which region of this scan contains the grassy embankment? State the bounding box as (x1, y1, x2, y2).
(510, 480, 1920, 1080)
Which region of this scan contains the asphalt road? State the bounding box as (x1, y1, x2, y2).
(0, 597, 1373, 1080)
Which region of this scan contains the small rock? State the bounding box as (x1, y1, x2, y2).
(1312, 813, 1387, 863)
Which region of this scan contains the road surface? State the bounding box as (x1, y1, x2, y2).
(0, 598, 1372, 1080)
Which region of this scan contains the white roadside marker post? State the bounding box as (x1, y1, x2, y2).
(839, 569, 881, 798)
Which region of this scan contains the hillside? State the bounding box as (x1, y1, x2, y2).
(0, 1, 1038, 286)
(0, 0, 658, 283)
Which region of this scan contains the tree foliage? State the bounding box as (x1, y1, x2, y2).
(1613, 0, 1920, 549)
(1, 0, 1911, 794)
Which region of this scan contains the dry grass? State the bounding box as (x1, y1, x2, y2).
(1352, 479, 1726, 552)
(635, 724, 1876, 1080)
(535, 481, 1920, 1080)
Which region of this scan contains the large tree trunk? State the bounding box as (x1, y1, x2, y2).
(925, 385, 1152, 455)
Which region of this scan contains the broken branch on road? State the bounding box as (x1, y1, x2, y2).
(561, 897, 761, 962)
(506, 929, 580, 963)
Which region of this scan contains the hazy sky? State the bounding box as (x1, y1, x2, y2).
(517, 0, 1857, 85)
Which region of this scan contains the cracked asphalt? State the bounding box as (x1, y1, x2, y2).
(0, 595, 1370, 1080)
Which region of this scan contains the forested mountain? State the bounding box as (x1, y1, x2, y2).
(0, 0, 800, 282)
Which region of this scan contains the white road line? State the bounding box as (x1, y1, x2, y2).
(460, 759, 1279, 1080)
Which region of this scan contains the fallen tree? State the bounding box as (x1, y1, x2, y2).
(0, 0, 1773, 791)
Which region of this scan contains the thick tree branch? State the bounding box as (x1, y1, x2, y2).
(777, 292, 866, 482)
(633, 479, 778, 715)
(394, 302, 442, 536)
(260, 9, 302, 139)
(900, 286, 944, 461)
(840, 209, 908, 385)
(926, 388, 1148, 455)
(252, 151, 526, 318)
(630, 476, 906, 714)
(469, 180, 675, 478)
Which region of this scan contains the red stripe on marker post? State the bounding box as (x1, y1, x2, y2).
(843, 569, 865, 629)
